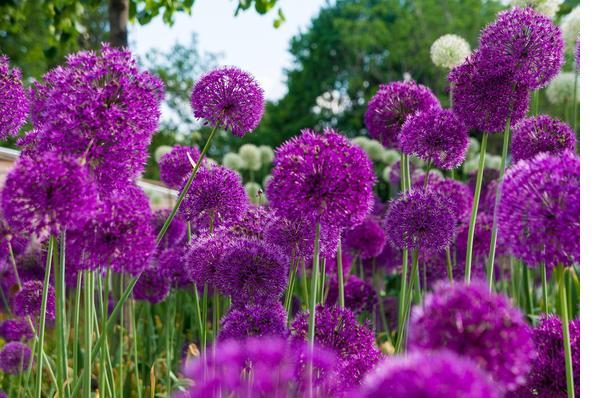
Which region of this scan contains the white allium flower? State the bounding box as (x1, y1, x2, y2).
(238, 144, 262, 171)
(463, 158, 480, 175)
(561, 6, 580, 49)
(258, 145, 274, 165)
(382, 149, 402, 165)
(430, 34, 471, 69)
(222, 153, 245, 171)
(351, 136, 370, 149)
(382, 166, 392, 183)
(512, 0, 561, 18)
(546, 72, 579, 105)
(263, 174, 273, 189)
(485, 155, 502, 170)
(154, 145, 173, 162)
(466, 137, 480, 160)
(244, 182, 262, 204)
(364, 139, 385, 162)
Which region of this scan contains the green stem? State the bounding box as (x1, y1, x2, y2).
(284, 257, 298, 322)
(131, 301, 143, 398)
(301, 259, 309, 308)
(558, 265, 575, 398)
(35, 234, 55, 398)
(54, 231, 68, 398)
(398, 249, 420, 351)
(83, 270, 94, 398)
(540, 263, 548, 313)
(395, 248, 409, 353)
(523, 264, 534, 316)
(307, 223, 321, 397)
(337, 240, 345, 309)
(445, 248, 454, 283)
(572, 73, 579, 133)
(464, 132, 488, 283)
(72, 273, 82, 383)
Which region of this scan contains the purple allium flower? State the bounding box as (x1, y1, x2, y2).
(15, 250, 47, 284)
(399, 108, 469, 169)
(364, 81, 440, 148)
(385, 188, 457, 252)
(291, 305, 382, 393)
(0, 212, 29, 260)
(0, 260, 16, 308)
(191, 66, 265, 136)
(511, 315, 580, 398)
(12, 280, 55, 320)
(185, 228, 233, 288)
(498, 152, 579, 268)
(158, 144, 201, 189)
(511, 115, 576, 162)
(414, 177, 473, 225)
(0, 55, 28, 140)
(409, 281, 535, 392)
(326, 275, 377, 314)
(214, 238, 287, 306)
(219, 302, 288, 341)
(449, 51, 530, 133)
(0, 342, 32, 375)
(373, 241, 402, 272)
(354, 350, 499, 398)
(478, 7, 564, 90)
(574, 37, 580, 71)
(0, 389, 7, 398)
(0, 319, 33, 342)
(1, 152, 98, 237)
(29, 44, 164, 190)
(267, 128, 376, 229)
(343, 218, 386, 259)
(180, 164, 249, 225)
(225, 205, 275, 240)
(151, 209, 186, 251)
(132, 266, 171, 304)
(157, 246, 189, 287)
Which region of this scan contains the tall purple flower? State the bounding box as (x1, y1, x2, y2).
(498, 152, 579, 268)
(343, 218, 386, 259)
(1, 152, 98, 237)
(191, 66, 265, 136)
(0, 319, 34, 342)
(12, 280, 55, 320)
(354, 350, 499, 398)
(151, 209, 186, 251)
(158, 144, 201, 189)
(409, 281, 535, 393)
(185, 228, 233, 288)
(0, 55, 28, 140)
(511, 115, 576, 162)
(0, 342, 32, 375)
(267, 129, 376, 229)
(219, 302, 288, 341)
(157, 246, 189, 287)
(365, 81, 440, 148)
(326, 275, 377, 314)
(478, 7, 564, 89)
(399, 108, 469, 169)
(132, 266, 171, 304)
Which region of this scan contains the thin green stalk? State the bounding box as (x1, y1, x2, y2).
(83, 271, 94, 398)
(202, 283, 208, 352)
(56, 230, 69, 398)
(118, 274, 125, 398)
(301, 259, 309, 307)
(72, 273, 82, 383)
(7, 241, 22, 287)
(523, 264, 534, 316)
(532, 90, 539, 115)
(98, 271, 111, 398)
(319, 258, 327, 305)
(464, 133, 489, 283)
(130, 301, 143, 398)
(558, 265, 575, 398)
(398, 249, 420, 351)
(337, 240, 345, 308)
(307, 223, 321, 397)
(445, 248, 454, 283)
(35, 234, 55, 398)
(540, 263, 549, 313)
(166, 295, 174, 396)
(285, 257, 298, 321)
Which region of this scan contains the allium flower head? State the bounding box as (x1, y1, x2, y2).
(429, 178, 473, 224)
(239, 143, 262, 171)
(133, 266, 171, 304)
(430, 34, 472, 69)
(326, 275, 377, 314)
(365, 81, 440, 148)
(343, 218, 386, 259)
(355, 350, 499, 398)
(560, 6, 580, 50)
(1, 153, 98, 237)
(158, 144, 201, 189)
(244, 182, 262, 205)
(13, 280, 55, 320)
(151, 209, 186, 251)
(363, 139, 385, 162)
(512, 0, 561, 18)
(399, 108, 469, 169)
(512, 115, 576, 162)
(409, 281, 535, 393)
(0, 342, 32, 375)
(157, 246, 189, 287)
(258, 145, 274, 164)
(224, 205, 274, 240)
(478, 7, 563, 89)
(498, 152, 579, 268)
(385, 188, 457, 252)
(219, 302, 288, 341)
(546, 72, 579, 105)
(191, 66, 265, 136)
(185, 228, 233, 287)
(180, 164, 249, 225)
(222, 152, 245, 170)
(0, 319, 34, 342)
(267, 128, 376, 229)
(0, 55, 28, 140)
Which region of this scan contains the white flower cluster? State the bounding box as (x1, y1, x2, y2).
(561, 5, 580, 50)
(512, 0, 561, 18)
(546, 72, 579, 105)
(430, 34, 471, 69)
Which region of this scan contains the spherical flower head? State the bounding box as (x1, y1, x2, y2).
(0, 55, 29, 140)
(512, 115, 576, 162)
(449, 51, 530, 133)
(224, 205, 275, 240)
(185, 228, 233, 287)
(132, 266, 171, 304)
(381, 149, 401, 165)
(365, 81, 440, 148)
(560, 6, 580, 50)
(13, 280, 55, 320)
(214, 238, 288, 306)
(324, 250, 353, 277)
(244, 182, 262, 205)
(151, 209, 186, 251)
(409, 281, 535, 393)
(546, 72, 579, 105)
(258, 145, 274, 164)
(239, 144, 262, 171)
(512, 0, 561, 18)
(191, 66, 265, 136)
(291, 305, 382, 393)
(399, 108, 469, 169)
(221, 152, 245, 170)
(1, 152, 98, 237)
(158, 246, 189, 287)
(478, 7, 563, 90)
(180, 164, 249, 225)
(0, 342, 32, 375)
(498, 152, 579, 268)
(326, 275, 377, 314)
(30, 45, 164, 190)
(158, 144, 201, 189)
(385, 188, 457, 252)
(355, 350, 499, 398)
(430, 34, 472, 69)
(0, 319, 34, 342)
(343, 218, 386, 259)
(267, 128, 376, 229)
(431, 178, 473, 224)
(364, 139, 385, 162)
(219, 302, 288, 341)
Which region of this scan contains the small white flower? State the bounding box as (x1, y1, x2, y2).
(382, 166, 392, 183)
(364, 139, 385, 162)
(351, 136, 370, 150)
(222, 153, 245, 171)
(561, 6, 580, 49)
(546, 72, 579, 105)
(430, 34, 471, 69)
(244, 182, 262, 204)
(238, 144, 262, 171)
(382, 149, 402, 165)
(512, 0, 562, 18)
(258, 145, 274, 165)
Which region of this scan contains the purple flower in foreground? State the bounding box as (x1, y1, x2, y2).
(399, 108, 469, 169)
(409, 281, 535, 393)
(132, 266, 171, 304)
(353, 350, 499, 398)
(0, 55, 28, 140)
(191, 66, 264, 136)
(365, 81, 440, 148)
(511, 115, 576, 162)
(414, 177, 473, 225)
(326, 275, 377, 314)
(1, 153, 98, 237)
(267, 128, 376, 229)
(343, 218, 386, 259)
(0, 319, 33, 342)
(219, 302, 288, 341)
(13, 280, 55, 320)
(158, 144, 201, 189)
(0, 342, 32, 375)
(498, 152, 579, 268)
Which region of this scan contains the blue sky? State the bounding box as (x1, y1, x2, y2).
(130, 0, 328, 101)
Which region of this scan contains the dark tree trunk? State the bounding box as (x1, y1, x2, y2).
(109, 0, 129, 47)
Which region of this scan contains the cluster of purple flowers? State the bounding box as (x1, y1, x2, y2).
(0, 56, 28, 140)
